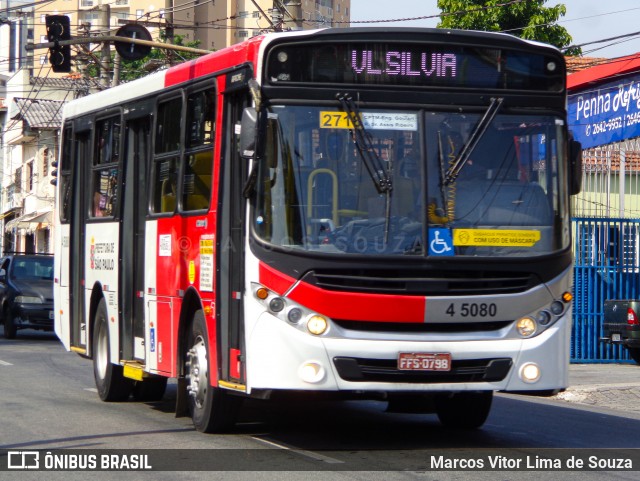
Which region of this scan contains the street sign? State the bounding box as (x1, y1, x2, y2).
(114, 24, 152, 61)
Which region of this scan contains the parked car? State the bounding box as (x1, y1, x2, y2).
(0, 254, 54, 339)
(600, 299, 640, 364)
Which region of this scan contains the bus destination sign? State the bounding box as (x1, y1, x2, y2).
(266, 41, 564, 92)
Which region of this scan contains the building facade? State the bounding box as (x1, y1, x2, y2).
(11, 0, 351, 79)
(567, 55, 640, 363)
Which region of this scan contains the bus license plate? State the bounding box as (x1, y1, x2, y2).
(398, 353, 451, 371)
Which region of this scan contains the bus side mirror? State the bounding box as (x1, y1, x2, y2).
(569, 139, 582, 195)
(239, 107, 258, 159)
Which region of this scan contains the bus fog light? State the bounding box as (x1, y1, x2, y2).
(299, 361, 325, 383)
(307, 315, 328, 335)
(520, 363, 541, 383)
(516, 316, 537, 337)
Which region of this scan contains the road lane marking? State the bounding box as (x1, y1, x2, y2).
(84, 388, 98, 393)
(0, 359, 13, 366)
(251, 436, 344, 464)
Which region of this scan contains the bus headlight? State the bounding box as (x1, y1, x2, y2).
(269, 297, 285, 313)
(287, 307, 303, 324)
(307, 315, 328, 335)
(516, 316, 537, 337)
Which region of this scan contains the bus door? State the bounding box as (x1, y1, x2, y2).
(119, 113, 151, 362)
(69, 128, 89, 350)
(218, 69, 251, 386)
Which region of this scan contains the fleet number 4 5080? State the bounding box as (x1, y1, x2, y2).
(446, 302, 497, 317)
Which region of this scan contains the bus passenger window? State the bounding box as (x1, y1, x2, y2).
(92, 168, 118, 218)
(94, 117, 120, 165)
(182, 151, 212, 211)
(182, 89, 215, 212)
(186, 91, 215, 147)
(152, 158, 178, 214)
(155, 98, 182, 154)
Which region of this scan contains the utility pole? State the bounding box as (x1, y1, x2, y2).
(99, 3, 111, 88)
(112, 52, 121, 87)
(164, 0, 174, 66)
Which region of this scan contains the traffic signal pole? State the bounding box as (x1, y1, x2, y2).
(26, 35, 211, 56)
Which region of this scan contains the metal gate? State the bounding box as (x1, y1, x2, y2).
(571, 143, 640, 363)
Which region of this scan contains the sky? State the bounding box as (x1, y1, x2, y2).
(350, 0, 640, 59)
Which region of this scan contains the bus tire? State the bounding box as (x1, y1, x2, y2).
(132, 377, 168, 402)
(435, 391, 493, 429)
(186, 310, 240, 433)
(3, 307, 17, 339)
(93, 299, 133, 402)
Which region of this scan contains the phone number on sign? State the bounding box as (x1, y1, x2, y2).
(592, 116, 623, 134)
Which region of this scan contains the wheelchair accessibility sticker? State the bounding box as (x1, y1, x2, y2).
(428, 228, 453, 256)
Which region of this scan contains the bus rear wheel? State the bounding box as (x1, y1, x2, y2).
(185, 310, 240, 433)
(435, 391, 493, 429)
(93, 299, 133, 401)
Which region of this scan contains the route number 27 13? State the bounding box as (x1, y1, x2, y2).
(446, 303, 497, 317)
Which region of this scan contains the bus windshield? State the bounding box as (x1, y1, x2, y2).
(253, 105, 570, 257)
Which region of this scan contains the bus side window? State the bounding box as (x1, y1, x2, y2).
(152, 96, 182, 214)
(182, 89, 215, 212)
(153, 158, 178, 214)
(91, 117, 121, 218)
(183, 152, 212, 211)
(155, 98, 182, 154)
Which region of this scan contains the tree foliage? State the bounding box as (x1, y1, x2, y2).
(437, 0, 581, 56)
(87, 34, 205, 83)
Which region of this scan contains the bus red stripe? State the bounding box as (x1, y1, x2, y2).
(258, 262, 296, 295)
(288, 281, 425, 323)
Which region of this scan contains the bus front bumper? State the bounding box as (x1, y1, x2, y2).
(245, 312, 571, 394)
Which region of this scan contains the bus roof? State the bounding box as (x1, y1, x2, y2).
(62, 27, 562, 120)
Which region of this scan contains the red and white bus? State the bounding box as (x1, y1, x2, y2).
(54, 27, 582, 432)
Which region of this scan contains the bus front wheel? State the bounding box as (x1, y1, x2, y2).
(185, 310, 241, 433)
(93, 299, 133, 401)
(435, 391, 493, 429)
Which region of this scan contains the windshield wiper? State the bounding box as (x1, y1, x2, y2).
(336, 93, 394, 245)
(336, 94, 392, 194)
(444, 97, 503, 186)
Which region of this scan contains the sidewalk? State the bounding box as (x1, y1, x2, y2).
(553, 363, 640, 412)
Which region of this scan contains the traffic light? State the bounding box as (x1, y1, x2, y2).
(46, 15, 71, 73)
(50, 160, 58, 186)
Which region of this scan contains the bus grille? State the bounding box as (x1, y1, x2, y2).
(333, 320, 512, 333)
(307, 270, 534, 296)
(333, 357, 512, 383)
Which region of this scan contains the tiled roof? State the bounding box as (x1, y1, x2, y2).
(11, 98, 64, 129)
(30, 75, 102, 91)
(565, 56, 608, 74)
(582, 149, 640, 173)
(568, 54, 640, 90)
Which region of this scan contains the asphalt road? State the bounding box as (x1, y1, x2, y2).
(1, 327, 640, 481)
